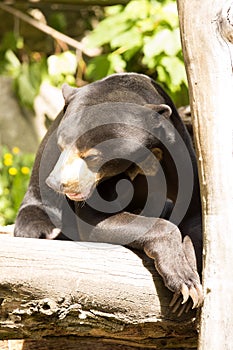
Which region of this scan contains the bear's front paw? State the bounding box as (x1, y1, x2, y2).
(154, 242, 203, 316)
(169, 279, 203, 316)
(14, 218, 61, 240)
(38, 227, 61, 239)
(154, 255, 203, 315)
(145, 232, 203, 316)
(14, 206, 62, 239)
(169, 235, 203, 315)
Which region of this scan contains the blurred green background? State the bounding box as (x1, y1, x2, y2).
(0, 0, 189, 225)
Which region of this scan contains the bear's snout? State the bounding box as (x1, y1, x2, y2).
(46, 148, 98, 201)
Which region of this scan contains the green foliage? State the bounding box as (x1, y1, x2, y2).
(47, 51, 77, 86)
(0, 1, 188, 107)
(0, 32, 46, 108)
(0, 147, 34, 225)
(0, 32, 77, 109)
(85, 0, 188, 106)
(48, 12, 67, 33)
(0, 32, 21, 76)
(86, 53, 126, 80)
(14, 58, 48, 109)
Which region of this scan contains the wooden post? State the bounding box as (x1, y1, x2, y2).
(177, 0, 233, 348)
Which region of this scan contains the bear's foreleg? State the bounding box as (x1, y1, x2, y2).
(77, 210, 203, 313)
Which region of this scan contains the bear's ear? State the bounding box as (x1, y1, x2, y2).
(62, 84, 78, 104)
(126, 147, 163, 181)
(144, 103, 172, 119)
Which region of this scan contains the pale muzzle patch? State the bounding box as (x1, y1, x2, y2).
(46, 148, 100, 201)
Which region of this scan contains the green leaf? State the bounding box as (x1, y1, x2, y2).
(157, 64, 169, 84)
(123, 45, 141, 61)
(86, 53, 126, 81)
(143, 28, 181, 60)
(48, 12, 67, 32)
(5, 50, 21, 71)
(0, 32, 18, 51)
(161, 56, 187, 91)
(124, 0, 151, 20)
(15, 64, 37, 109)
(85, 14, 132, 48)
(138, 17, 156, 33)
(105, 5, 123, 16)
(110, 27, 142, 50)
(161, 2, 179, 28)
(86, 55, 111, 81)
(48, 51, 77, 76)
(29, 58, 47, 92)
(108, 53, 126, 72)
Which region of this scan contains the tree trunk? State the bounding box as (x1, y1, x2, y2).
(177, 0, 233, 349)
(0, 236, 198, 349)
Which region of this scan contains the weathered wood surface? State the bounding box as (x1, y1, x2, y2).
(177, 0, 233, 349)
(0, 236, 198, 348)
(0, 338, 194, 350)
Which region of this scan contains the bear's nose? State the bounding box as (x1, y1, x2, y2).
(60, 181, 79, 193)
(60, 182, 68, 192)
(46, 174, 64, 193)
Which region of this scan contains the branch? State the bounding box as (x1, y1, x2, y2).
(0, 236, 198, 348)
(19, 0, 130, 4)
(0, 3, 98, 56)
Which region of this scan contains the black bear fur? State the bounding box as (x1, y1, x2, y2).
(14, 73, 203, 312)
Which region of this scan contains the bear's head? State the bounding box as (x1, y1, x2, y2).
(46, 83, 175, 201)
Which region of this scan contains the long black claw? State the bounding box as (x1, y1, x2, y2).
(169, 292, 180, 307)
(177, 303, 187, 317)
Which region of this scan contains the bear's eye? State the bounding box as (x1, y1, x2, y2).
(83, 149, 102, 163)
(83, 153, 102, 172)
(84, 154, 98, 162)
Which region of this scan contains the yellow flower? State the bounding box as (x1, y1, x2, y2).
(21, 166, 30, 175)
(4, 153, 13, 166)
(12, 147, 20, 154)
(4, 153, 13, 159)
(4, 158, 13, 166)
(8, 167, 18, 176)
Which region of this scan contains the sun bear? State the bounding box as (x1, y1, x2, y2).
(14, 73, 203, 313)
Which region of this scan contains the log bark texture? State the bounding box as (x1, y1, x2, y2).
(0, 236, 198, 349)
(177, 1, 233, 349)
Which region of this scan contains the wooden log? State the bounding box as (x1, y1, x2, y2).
(0, 338, 195, 350)
(0, 236, 198, 348)
(177, 0, 233, 349)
